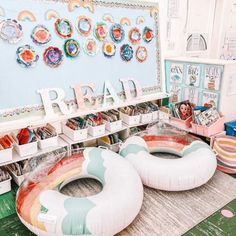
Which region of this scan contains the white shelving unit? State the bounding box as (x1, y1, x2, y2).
(0, 93, 168, 133)
(0, 138, 69, 167)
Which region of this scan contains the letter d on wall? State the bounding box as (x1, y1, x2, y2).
(38, 88, 71, 117)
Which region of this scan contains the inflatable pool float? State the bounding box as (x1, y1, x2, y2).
(213, 135, 236, 174)
(16, 148, 143, 236)
(119, 126, 217, 191)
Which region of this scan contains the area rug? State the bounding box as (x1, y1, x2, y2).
(61, 170, 236, 236)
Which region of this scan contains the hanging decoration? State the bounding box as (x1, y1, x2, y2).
(103, 14, 114, 23)
(110, 23, 125, 43)
(120, 17, 131, 26)
(43, 46, 63, 68)
(120, 44, 133, 62)
(45, 9, 60, 21)
(136, 16, 145, 25)
(103, 41, 116, 58)
(76, 16, 92, 37)
(16, 45, 39, 68)
(94, 22, 107, 41)
(83, 38, 98, 56)
(150, 7, 158, 18)
(143, 27, 154, 43)
(64, 39, 80, 58)
(55, 18, 73, 39)
(128, 27, 141, 45)
(17, 10, 36, 22)
(136, 46, 148, 63)
(0, 19, 23, 44)
(31, 25, 51, 46)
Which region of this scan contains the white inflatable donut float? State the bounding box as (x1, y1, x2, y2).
(119, 134, 217, 191)
(16, 148, 143, 236)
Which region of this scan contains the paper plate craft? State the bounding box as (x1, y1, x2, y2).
(84, 38, 98, 56)
(136, 16, 145, 25)
(120, 44, 133, 62)
(43, 46, 63, 68)
(110, 23, 125, 43)
(31, 25, 51, 45)
(17, 10, 36, 22)
(16, 45, 39, 68)
(103, 41, 116, 58)
(55, 18, 73, 39)
(103, 14, 114, 23)
(129, 27, 141, 45)
(45, 9, 60, 21)
(0, 19, 23, 44)
(120, 17, 131, 26)
(94, 22, 107, 41)
(64, 39, 80, 58)
(136, 46, 147, 63)
(76, 16, 92, 37)
(143, 27, 154, 43)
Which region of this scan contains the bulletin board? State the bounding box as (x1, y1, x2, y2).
(165, 60, 223, 108)
(0, 0, 162, 121)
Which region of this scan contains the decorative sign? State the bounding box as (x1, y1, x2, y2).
(204, 65, 222, 91)
(201, 91, 220, 108)
(0, 0, 162, 122)
(169, 63, 183, 83)
(165, 60, 223, 108)
(186, 64, 201, 87)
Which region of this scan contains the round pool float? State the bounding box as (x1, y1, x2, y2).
(119, 125, 217, 191)
(213, 135, 236, 174)
(16, 148, 143, 236)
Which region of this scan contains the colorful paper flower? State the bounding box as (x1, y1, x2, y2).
(103, 41, 116, 58)
(0, 19, 23, 44)
(136, 46, 147, 63)
(143, 27, 154, 43)
(110, 23, 124, 43)
(31, 25, 51, 45)
(120, 44, 133, 62)
(43, 46, 63, 68)
(55, 18, 73, 39)
(16, 45, 39, 68)
(76, 16, 92, 37)
(94, 22, 107, 41)
(64, 39, 80, 58)
(83, 38, 98, 56)
(129, 27, 141, 45)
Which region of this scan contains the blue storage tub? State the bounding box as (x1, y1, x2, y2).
(225, 120, 236, 137)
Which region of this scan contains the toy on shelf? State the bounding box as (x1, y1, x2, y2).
(17, 128, 36, 145)
(213, 135, 236, 174)
(15, 128, 38, 157)
(119, 123, 217, 191)
(16, 148, 143, 236)
(0, 168, 11, 195)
